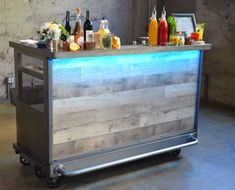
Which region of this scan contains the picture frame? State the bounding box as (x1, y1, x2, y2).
(172, 13, 197, 36)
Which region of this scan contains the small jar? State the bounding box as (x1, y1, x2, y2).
(85, 41, 96, 50)
(176, 32, 185, 46)
(178, 36, 185, 46)
(169, 35, 178, 46)
(68, 36, 74, 44)
(102, 34, 112, 49)
(63, 41, 69, 52)
(142, 40, 146, 46)
(47, 39, 59, 52)
(93, 32, 101, 49)
(185, 36, 192, 45)
(133, 41, 137, 46)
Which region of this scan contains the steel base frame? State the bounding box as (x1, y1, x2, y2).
(14, 132, 197, 179)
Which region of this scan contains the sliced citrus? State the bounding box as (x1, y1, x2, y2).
(69, 42, 80, 52)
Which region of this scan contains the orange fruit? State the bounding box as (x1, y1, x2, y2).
(112, 36, 121, 49)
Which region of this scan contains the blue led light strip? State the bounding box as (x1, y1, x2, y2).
(51, 51, 201, 83)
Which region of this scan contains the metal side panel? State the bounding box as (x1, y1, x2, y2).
(50, 133, 197, 177)
(194, 51, 204, 131)
(16, 100, 49, 165)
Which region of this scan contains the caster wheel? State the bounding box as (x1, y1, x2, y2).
(19, 156, 29, 166)
(34, 166, 46, 179)
(169, 149, 181, 157)
(47, 177, 61, 188)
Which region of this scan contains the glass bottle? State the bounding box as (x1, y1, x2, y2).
(65, 11, 71, 35)
(84, 11, 93, 42)
(158, 6, 168, 46)
(98, 18, 110, 49)
(148, 6, 158, 46)
(73, 8, 84, 43)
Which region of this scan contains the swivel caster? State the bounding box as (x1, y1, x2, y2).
(169, 149, 181, 157)
(19, 156, 29, 166)
(47, 177, 61, 188)
(34, 166, 46, 179)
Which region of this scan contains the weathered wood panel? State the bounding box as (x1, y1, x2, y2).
(54, 106, 195, 145)
(53, 71, 197, 99)
(53, 82, 196, 115)
(53, 85, 164, 114)
(52, 51, 200, 159)
(53, 117, 195, 159)
(53, 95, 195, 131)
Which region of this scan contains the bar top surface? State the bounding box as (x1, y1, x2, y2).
(9, 41, 212, 59)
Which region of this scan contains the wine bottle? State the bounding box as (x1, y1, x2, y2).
(84, 11, 93, 42)
(65, 11, 71, 35)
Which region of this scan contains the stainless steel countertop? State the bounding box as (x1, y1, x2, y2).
(9, 41, 212, 59)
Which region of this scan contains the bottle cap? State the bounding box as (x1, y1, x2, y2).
(150, 5, 157, 20)
(161, 6, 166, 18)
(76, 8, 81, 16)
(86, 10, 89, 18)
(100, 20, 106, 24)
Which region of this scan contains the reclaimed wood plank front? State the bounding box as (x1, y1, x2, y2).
(53, 117, 194, 158)
(51, 51, 201, 159)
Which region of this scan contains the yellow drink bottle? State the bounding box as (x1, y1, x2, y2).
(148, 6, 158, 46)
(98, 19, 110, 49)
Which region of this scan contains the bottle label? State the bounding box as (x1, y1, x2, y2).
(86, 30, 93, 42)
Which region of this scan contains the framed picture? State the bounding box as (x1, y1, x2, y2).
(172, 13, 197, 36)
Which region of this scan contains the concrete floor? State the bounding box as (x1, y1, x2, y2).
(0, 104, 235, 190)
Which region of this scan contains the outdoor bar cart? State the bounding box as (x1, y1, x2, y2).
(10, 42, 211, 188)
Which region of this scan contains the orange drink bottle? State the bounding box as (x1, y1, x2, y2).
(148, 6, 158, 46)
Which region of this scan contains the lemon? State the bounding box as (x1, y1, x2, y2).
(69, 42, 80, 52)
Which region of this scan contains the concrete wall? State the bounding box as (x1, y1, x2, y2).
(0, 0, 139, 99)
(163, 0, 196, 15)
(133, 0, 150, 42)
(196, 0, 235, 107)
(1, 0, 235, 108)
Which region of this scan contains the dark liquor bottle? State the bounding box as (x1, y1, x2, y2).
(84, 11, 93, 42)
(65, 11, 71, 35)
